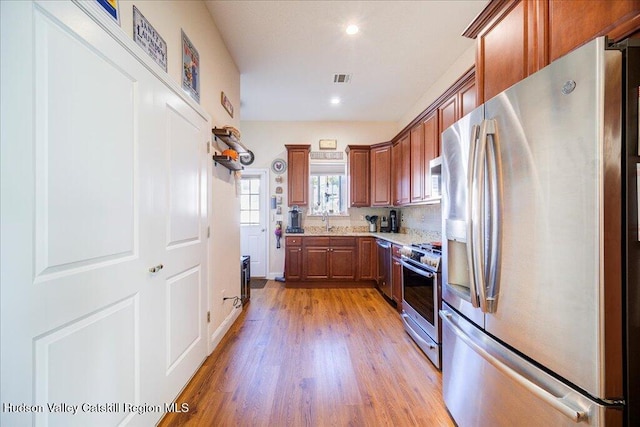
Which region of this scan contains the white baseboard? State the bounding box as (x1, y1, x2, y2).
(209, 305, 242, 354)
(267, 272, 284, 280)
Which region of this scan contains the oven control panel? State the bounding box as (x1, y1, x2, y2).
(420, 253, 440, 270)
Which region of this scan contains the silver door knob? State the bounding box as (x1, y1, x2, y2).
(149, 264, 164, 273)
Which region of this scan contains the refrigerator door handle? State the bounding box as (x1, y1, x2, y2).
(474, 120, 489, 312)
(485, 119, 502, 313)
(466, 124, 481, 308)
(439, 310, 588, 423)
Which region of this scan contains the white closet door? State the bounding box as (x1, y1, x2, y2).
(0, 1, 208, 426)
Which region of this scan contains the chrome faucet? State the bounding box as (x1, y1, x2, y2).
(322, 210, 333, 232)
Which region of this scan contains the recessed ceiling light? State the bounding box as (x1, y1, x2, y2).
(346, 24, 359, 35)
(330, 97, 341, 105)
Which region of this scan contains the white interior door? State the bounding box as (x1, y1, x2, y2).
(239, 170, 268, 277)
(0, 2, 207, 425)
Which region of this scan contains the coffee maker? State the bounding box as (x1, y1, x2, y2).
(390, 209, 399, 233)
(380, 215, 390, 232)
(286, 205, 304, 233)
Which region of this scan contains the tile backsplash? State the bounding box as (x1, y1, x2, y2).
(298, 204, 442, 240)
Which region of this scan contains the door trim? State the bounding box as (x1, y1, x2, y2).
(241, 168, 269, 278)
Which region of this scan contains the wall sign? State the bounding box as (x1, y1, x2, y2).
(133, 6, 167, 71)
(181, 30, 200, 103)
(221, 92, 234, 118)
(319, 139, 337, 150)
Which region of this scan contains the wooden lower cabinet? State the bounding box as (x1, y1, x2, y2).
(357, 237, 377, 280)
(303, 246, 330, 280)
(329, 246, 357, 280)
(285, 238, 303, 281)
(285, 236, 380, 283)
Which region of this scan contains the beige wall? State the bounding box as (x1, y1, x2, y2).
(398, 44, 476, 130)
(119, 0, 242, 342)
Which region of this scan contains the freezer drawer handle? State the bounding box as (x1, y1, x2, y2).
(401, 314, 436, 349)
(439, 310, 588, 423)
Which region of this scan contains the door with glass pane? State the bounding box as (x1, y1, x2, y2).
(240, 171, 267, 277)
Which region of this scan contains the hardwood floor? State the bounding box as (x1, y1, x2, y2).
(159, 281, 454, 426)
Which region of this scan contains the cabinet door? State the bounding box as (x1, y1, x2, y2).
(346, 146, 370, 207)
(371, 144, 392, 206)
(438, 94, 457, 155)
(285, 246, 303, 281)
(458, 78, 477, 119)
(358, 238, 377, 280)
(392, 257, 403, 312)
(423, 114, 438, 198)
(393, 135, 410, 206)
(476, 0, 532, 103)
(330, 247, 357, 280)
(548, 0, 640, 61)
(286, 144, 310, 206)
(303, 247, 329, 280)
(410, 124, 425, 203)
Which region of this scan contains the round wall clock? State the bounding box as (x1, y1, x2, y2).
(271, 158, 287, 174)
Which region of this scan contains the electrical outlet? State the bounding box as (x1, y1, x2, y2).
(221, 289, 226, 304)
(359, 215, 364, 220)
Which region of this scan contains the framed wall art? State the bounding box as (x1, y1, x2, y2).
(181, 30, 200, 103)
(96, 0, 120, 24)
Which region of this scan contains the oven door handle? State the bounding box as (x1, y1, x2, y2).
(400, 258, 434, 278)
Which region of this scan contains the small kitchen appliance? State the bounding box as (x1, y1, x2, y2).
(285, 205, 304, 233)
(380, 216, 390, 232)
(389, 210, 399, 233)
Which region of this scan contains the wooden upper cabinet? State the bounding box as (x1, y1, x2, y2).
(370, 143, 392, 207)
(423, 114, 438, 198)
(467, 0, 640, 103)
(410, 124, 425, 203)
(285, 144, 310, 207)
(346, 145, 370, 207)
(548, 0, 640, 61)
(459, 78, 477, 118)
(475, 0, 532, 102)
(438, 93, 458, 154)
(392, 135, 410, 206)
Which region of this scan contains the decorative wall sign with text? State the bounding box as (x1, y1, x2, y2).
(181, 30, 200, 103)
(319, 139, 337, 150)
(133, 6, 167, 71)
(221, 92, 234, 118)
(96, 0, 120, 24)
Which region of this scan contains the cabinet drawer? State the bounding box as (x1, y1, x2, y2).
(286, 236, 302, 246)
(304, 236, 330, 247)
(330, 237, 356, 247)
(392, 244, 402, 258)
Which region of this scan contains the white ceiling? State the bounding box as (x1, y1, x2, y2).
(205, 1, 488, 122)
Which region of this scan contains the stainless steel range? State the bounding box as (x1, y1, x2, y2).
(400, 243, 442, 369)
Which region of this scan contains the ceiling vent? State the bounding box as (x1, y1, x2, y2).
(333, 73, 352, 84)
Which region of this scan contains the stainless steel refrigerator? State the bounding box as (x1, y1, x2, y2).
(439, 37, 639, 426)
